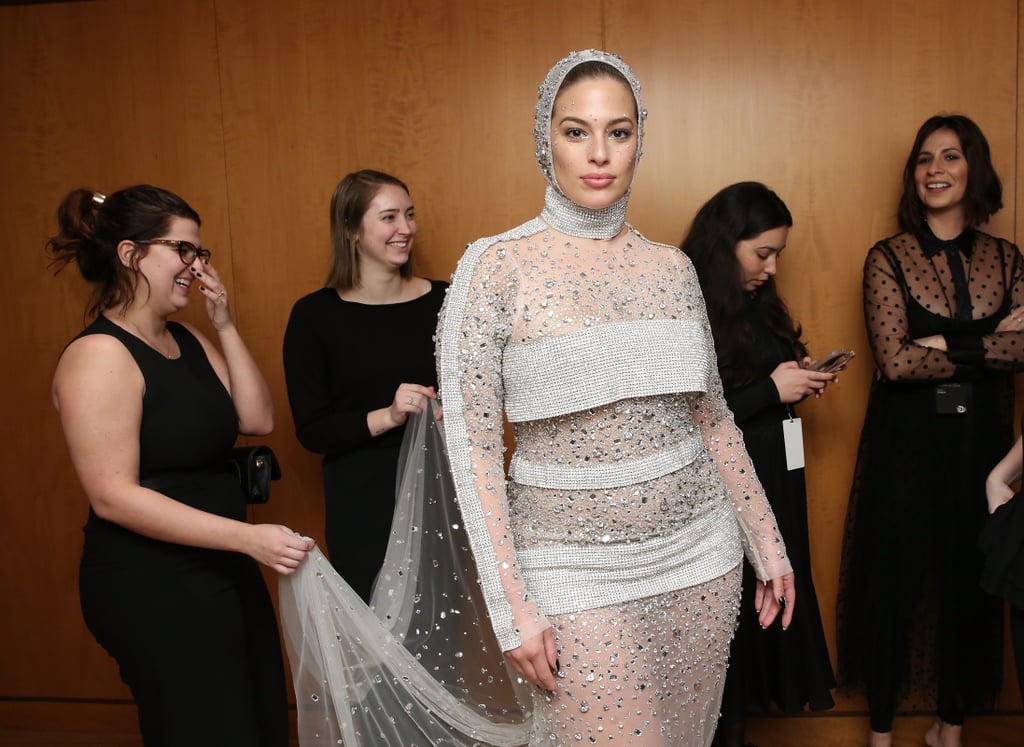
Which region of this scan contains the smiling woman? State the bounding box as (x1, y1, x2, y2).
(837, 115, 1024, 747)
(46, 184, 314, 746)
(282, 169, 448, 602)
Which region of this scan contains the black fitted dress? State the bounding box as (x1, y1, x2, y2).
(838, 225, 1024, 730)
(282, 280, 447, 601)
(77, 316, 287, 747)
(717, 300, 836, 720)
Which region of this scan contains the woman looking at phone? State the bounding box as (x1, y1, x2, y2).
(682, 182, 837, 747)
(837, 114, 1024, 747)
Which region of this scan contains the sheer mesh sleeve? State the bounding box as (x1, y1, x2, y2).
(863, 235, 1024, 381)
(678, 254, 793, 582)
(437, 238, 551, 653)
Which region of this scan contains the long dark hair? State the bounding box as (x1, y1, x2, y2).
(681, 181, 804, 390)
(47, 185, 200, 317)
(897, 114, 1002, 233)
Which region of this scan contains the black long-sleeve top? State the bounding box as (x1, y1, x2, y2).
(282, 281, 448, 457)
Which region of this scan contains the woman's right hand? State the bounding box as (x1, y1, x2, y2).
(504, 627, 559, 691)
(243, 524, 316, 575)
(770, 361, 835, 403)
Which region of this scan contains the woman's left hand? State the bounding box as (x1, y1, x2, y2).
(190, 260, 233, 331)
(996, 306, 1024, 333)
(754, 572, 795, 630)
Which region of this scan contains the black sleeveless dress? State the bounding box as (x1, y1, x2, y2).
(76, 315, 288, 747)
(837, 227, 1022, 729)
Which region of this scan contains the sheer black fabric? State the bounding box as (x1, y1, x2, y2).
(837, 228, 1024, 727)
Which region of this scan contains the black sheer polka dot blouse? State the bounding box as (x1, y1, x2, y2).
(863, 222, 1024, 381)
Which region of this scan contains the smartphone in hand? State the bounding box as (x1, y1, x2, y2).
(806, 349, 855, 374)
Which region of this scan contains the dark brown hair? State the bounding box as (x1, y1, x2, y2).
(47, 185, 200, 317)
(681, 182, 804, 390)
(557, 61, 637, 119)
(897, 114, 1002, 233)
(326, 170, 412, 291)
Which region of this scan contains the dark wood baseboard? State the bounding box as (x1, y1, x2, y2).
(2, 700, 1022, 746)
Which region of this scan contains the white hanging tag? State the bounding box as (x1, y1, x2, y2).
(782, 417, 805, 471)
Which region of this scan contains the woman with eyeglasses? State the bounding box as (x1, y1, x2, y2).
(49, 185, 314, 746)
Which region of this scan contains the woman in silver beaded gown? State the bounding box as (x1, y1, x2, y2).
(436, 49, 796, 746)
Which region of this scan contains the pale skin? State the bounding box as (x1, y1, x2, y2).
(504, 76, 796, 692)
(986, 435, 1021, 514)
(337, 184, 439, 434)
(913, 129, 1024, 357)
(53, 217, 314, 575)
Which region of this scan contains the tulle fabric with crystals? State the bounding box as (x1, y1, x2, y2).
(436, 222, 792, 745)
(279, 402, 533, 746)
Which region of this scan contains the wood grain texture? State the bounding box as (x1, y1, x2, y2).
(0, 0, 1021, 738)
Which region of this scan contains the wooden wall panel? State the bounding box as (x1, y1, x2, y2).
(0, 0, 1021, 736)
(213, 0, 607, 569)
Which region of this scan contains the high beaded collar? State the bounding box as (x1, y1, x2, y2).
(535, 49, 643, 240)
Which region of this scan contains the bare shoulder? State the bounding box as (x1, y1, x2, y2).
(53, 333, 142, 408)
(56, 332, 135, 376)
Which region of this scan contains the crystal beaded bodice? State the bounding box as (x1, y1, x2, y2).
(437, 220, 791, 651)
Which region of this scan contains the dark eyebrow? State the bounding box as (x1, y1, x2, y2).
(920, 146, 963, 156)
(556, 115, 636, 128)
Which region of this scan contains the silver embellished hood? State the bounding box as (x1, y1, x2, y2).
(534, 49, 646, 239)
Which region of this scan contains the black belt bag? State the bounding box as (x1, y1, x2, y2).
(228, 446, 282, 504)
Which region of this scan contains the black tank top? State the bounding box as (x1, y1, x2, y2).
(76, 316, 242, 563)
